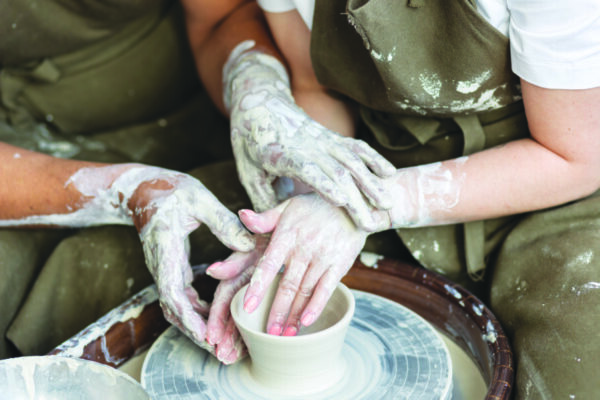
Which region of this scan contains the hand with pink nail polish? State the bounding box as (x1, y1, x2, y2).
(204, 235, 270, 364)
(236, 193, 369, 337)
(123, 166, 256, 352)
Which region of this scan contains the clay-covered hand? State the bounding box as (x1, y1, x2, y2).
(68, 164, 255, 349)
(203, 235, 270, 364)
(210, 193, 369, 337)
(223, 41, 396, 231)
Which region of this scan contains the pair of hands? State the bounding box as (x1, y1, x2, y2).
(116, 43, 394, 364)
(197, 45, 395, 363)
(115, 166, 371, 365)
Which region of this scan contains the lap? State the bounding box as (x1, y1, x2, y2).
(490, 194, 600, 399)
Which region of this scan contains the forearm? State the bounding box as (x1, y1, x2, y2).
(0, 143, 160, 228)
(0, 144, 109, 221)
(182, 0, 281, 114)
(377, 137, 600, 229)
(263, 10, 357, 138)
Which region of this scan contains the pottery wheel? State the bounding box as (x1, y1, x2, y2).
(141, 290, 453, 400)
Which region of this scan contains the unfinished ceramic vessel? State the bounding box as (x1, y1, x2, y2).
(230, 275, 355, 395)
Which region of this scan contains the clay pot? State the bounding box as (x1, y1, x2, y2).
(230, 275, 355, 394)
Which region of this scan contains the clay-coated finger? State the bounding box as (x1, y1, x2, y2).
(199, 201, 255, 252)
(217, 318, 247, 365)
(243, 231, 295, 313)
(207, 266, 255, 345)
(344, 137, 397, 178)
(264, 152, 349, 207)
(329, 144, 393, 210)
(300, 269, 341, 327)
(206, 250, 260, 280)
(282, 260, 331, 335)
(266, 257, 309, 336)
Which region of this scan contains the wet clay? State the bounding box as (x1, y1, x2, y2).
(141, 290, 453, 399)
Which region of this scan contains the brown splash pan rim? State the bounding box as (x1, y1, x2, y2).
(342, 258, 513, 400)
(51, 256, 513, 400)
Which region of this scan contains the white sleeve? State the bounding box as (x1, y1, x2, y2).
(507, 0, 600, 89)
(256, 0, 297, 13)
(256, 0, 315, 29)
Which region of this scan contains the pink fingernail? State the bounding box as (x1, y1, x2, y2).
(244, 295, 259, 313)
(238, 209, 254, 218)
(205, 262, 222, 276)
(206, 328, 218, 345)
(268, 324, 282, 336)
(282, 326, 298, 337)
(301, 312, 315, 326)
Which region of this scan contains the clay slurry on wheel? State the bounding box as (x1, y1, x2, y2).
(141, 290, 453, 399)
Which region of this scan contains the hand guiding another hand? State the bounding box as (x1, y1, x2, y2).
(223, 41, 396, 231)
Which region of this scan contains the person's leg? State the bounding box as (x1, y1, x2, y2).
(7, 226, 152, 355)
(489, 195, 600, 399)
(0, 230, 66, 359)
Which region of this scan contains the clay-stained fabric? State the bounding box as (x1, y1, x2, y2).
(0, 1, 240, 358)
(311, 1, 600, 398)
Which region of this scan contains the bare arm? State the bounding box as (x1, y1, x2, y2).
(373, 81, 600, 228)
(0, 144, 105, 222)
(181, 0, 281, 114)
(263, 11, 357, 138)
(260, 10, 600, 224)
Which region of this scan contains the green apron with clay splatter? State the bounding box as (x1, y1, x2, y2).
(311, 1, 600, 398)
(0, 1, 250, 358)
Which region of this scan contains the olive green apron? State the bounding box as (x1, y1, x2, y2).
(0, 1, 247, 358)
(312, 0, 525, 283)
(311, 1, 600, 398)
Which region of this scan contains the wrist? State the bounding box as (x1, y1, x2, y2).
(223, 40, 291, 113)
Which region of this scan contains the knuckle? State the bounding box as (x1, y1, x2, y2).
(280, 280, 300, 297)
(298, 284, 314, 299)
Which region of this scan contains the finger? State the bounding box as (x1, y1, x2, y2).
(344, 137, 397, 178)
(264, 152, 348, 207)
(282, 260, 331, 336)
(185, 286, 210, 317)
(216, 317, 247, 365)
(206, 250, 261, 280)
(329, 143, 393, 210)
(300, 269, 342, 328)
(160, 290, 207, 345)
(232, 132, 278, 212)
(243, 231, 295, 313)
(238, 203, 287, 234)
(207, 267, 255, 345)
(334, 177, 381, 232)
(266, 257, 309, 336)
(196, 194, 256, 252)
(150, 232, 208, 344)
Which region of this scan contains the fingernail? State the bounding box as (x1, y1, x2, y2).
(206, 328, 218, 345)
(301, 312, 315, 326)
(238, 209, 254, 218)
(205, 262, 222, 276)
(244, 295, 258, 313)
(268, 324, 282, 336)
(282, 326, 297, 337)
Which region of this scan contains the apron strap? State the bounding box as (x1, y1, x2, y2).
(454, 114, 487, 279)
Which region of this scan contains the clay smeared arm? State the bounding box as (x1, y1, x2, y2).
(0, 142, 255, 356)
(220, 81, 600, 337)
(365, 82, 600, 230)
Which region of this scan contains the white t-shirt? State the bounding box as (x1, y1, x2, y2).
(257, 0, 600, 90)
